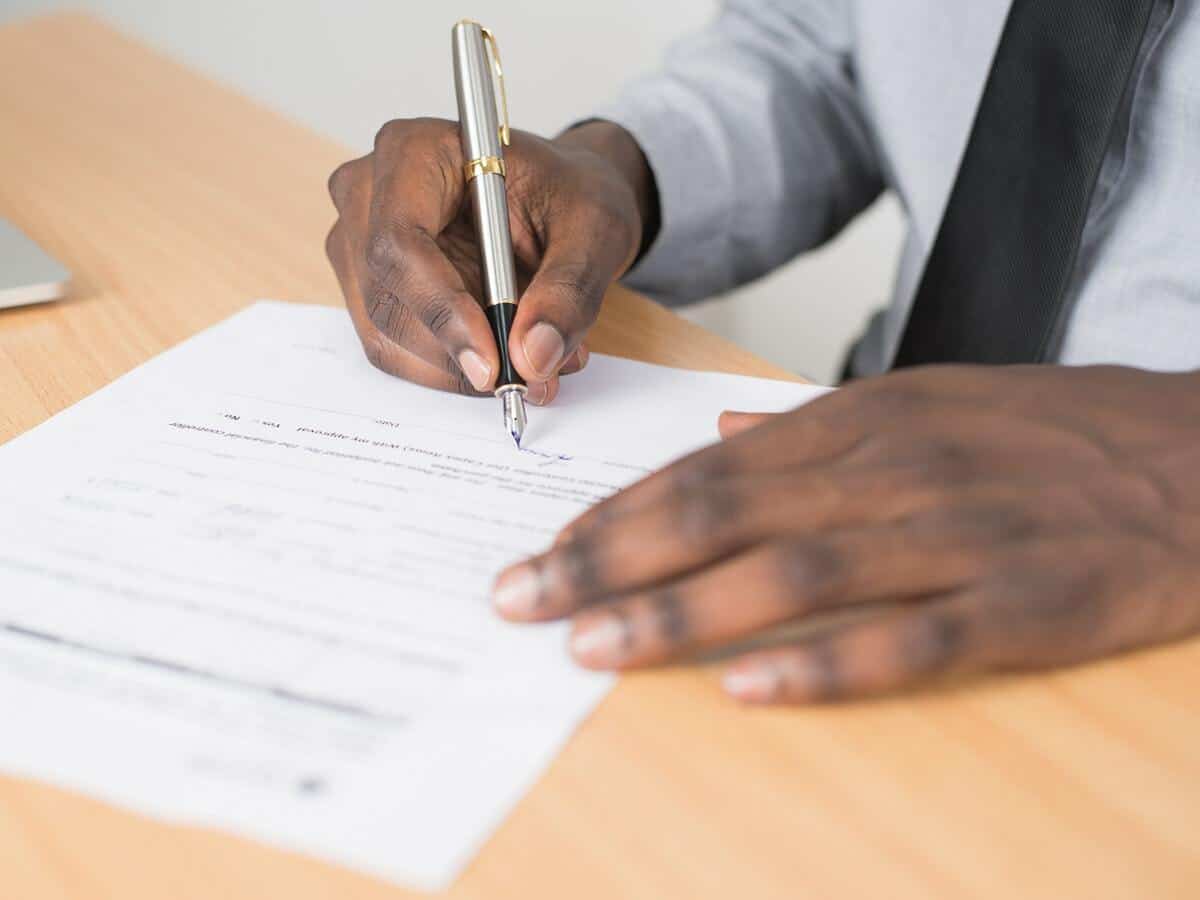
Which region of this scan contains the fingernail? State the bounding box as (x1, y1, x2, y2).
(570, 616, 629, 667)
(457, 350, 492, 392)
(523, 322, 565, 378)
(526, 380, 551, 406)
(492, 564, 541, 617)
(722, 665, 780, 703)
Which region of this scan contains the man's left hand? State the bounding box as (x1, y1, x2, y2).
(492, 365, 1200, 704)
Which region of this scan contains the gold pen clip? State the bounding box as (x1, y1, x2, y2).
(480, 26, 511, 146)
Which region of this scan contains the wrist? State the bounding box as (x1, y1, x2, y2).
(556, 120, 660, 259)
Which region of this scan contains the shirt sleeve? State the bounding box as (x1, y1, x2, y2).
(594, 0, 884, 305)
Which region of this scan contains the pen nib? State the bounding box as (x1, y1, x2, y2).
(500, 388, 527, 450)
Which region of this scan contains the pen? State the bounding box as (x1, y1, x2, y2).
(451, 20, 527, 448)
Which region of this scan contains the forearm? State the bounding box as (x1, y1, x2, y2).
(587, 0, 884, 304)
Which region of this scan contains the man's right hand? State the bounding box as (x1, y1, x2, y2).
(325, 118, 655, 405)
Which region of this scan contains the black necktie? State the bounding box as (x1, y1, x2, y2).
(892, 0, 1160, 368)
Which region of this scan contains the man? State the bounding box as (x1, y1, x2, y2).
(324, 0, 1200, 704)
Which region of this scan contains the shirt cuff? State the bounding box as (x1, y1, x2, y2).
(592, 81, 737, 306)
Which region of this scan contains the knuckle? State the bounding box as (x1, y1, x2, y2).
(647, 589, 689, 647)
(327, 159, 357, 206)
(366, 231, 401, 274)
(847, 430, 908, 466)
(550, 538, 603, 602)
(371, 293, 413, 342)
(853, 432, 971, 483)
(671, 453, 731, 495)
(363, 280, 390, 319)
(363, 284, 386, 322)
(377, 118, 460, 177)
(673, 484, 740, 543)
(904, 609, 967, 672)
(925, 502, 1037, 543)
(771, 539, 845, 610)
(791, 641, 841, 701)
(432, 119, 465, 165)
(373, 118, 408, 150)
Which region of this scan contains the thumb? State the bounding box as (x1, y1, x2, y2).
(718, 410, 779, 440)
(509, 235, 627, 384)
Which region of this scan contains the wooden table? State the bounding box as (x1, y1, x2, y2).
(1, 13, 1197, 899)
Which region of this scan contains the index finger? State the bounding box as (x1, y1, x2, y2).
(366, 119, 501, 389)
(558, 397, 859, 542)
(558, 375, 966, 541)
(506, 197, 640, 384)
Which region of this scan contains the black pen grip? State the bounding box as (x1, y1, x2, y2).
(486, 302, 523, 391)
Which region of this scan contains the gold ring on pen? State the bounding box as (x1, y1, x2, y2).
(465, 156, 506, 181)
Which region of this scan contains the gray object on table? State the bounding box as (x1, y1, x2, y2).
(0, 218, 69, 309)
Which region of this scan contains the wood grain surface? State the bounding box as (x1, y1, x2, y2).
(0, 14, 1197, 900)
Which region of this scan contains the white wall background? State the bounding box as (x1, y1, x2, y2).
(1, 0, 904, 383)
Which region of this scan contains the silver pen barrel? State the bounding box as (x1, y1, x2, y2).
(451, 20, 527, 447)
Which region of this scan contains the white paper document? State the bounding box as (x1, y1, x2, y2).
(0, 302, 826, 889)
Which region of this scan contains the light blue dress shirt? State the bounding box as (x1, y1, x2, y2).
(598, 0, 1199, 376)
